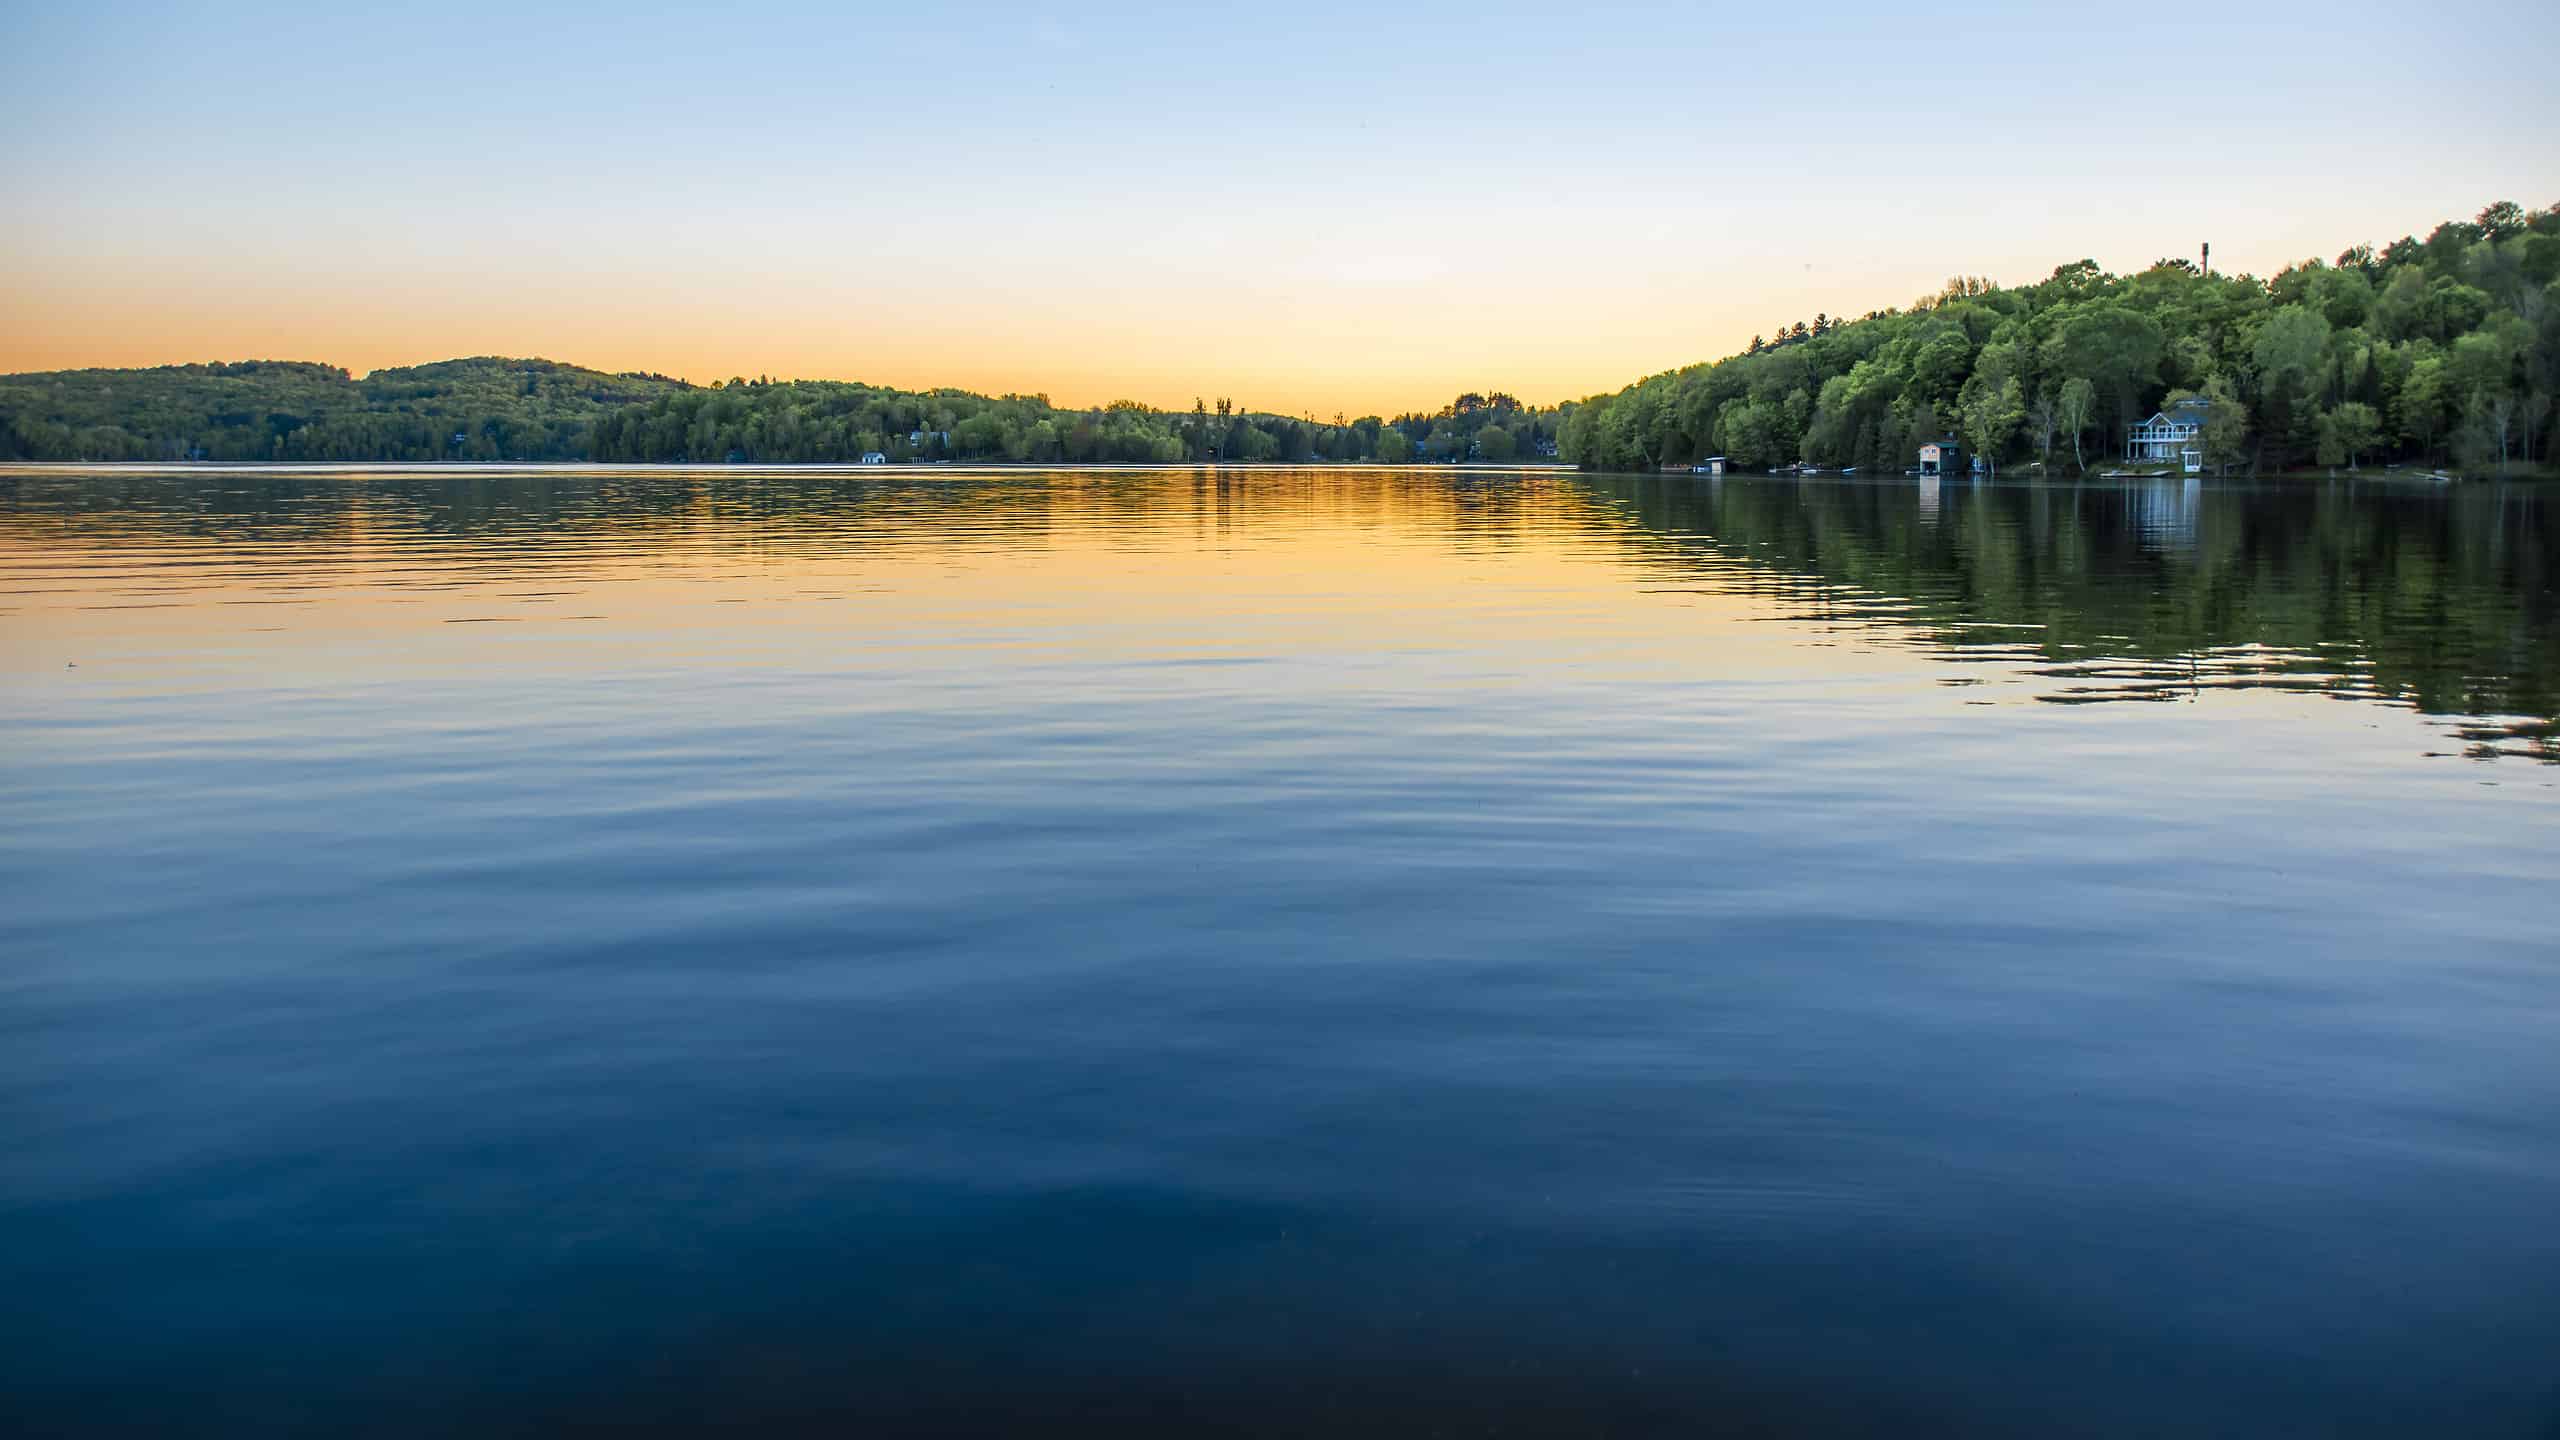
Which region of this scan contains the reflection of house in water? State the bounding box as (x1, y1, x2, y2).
(1917, 474, 1941, 524)
(2128, 477, 2203, 546)
(2128, 398, 2210, 473)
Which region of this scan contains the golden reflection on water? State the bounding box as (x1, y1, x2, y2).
(0, 468, 1854, 684)
(8, 470, 2559, 1440)
(2, 464, 2555, 763)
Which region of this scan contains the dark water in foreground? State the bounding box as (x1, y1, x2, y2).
(4, 466, 2557, 1437)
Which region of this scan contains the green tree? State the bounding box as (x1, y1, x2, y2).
(1474, 424, 1515, 462)
(2252, 304, 2333, 383)
(2043, 304, 2165, 441)
(2478, 200, 2528, 242)
(2317, 402, 2382, 468)
(2198, 378, 2251, 475)
(2026, 387, 2059, 467)
(1961, 376, 2025, 471)
(2398, 355, 2450, 455)
(2057, 377, 2097, 472)
(1908, 328, 1973, 408)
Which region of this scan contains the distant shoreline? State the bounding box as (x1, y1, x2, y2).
(0, 360, 1567, 468)
(0, 459, 1580, 474)
(5, 460, 2546, 484)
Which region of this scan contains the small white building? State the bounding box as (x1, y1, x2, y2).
(2129, 397, 2210, 472)
(860, 451, 888, 465)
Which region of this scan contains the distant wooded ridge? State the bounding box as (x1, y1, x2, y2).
(8, 200, 2553, 476)
(1562, 200, 2560, 477)
(0, 358, 1561, 467)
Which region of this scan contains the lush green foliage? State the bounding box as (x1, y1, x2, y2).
(0, 358, 687, 462)
(588, 385, 1562, 466)
(1565, 202, 2560, 476)
(1, 356, 1566, 468)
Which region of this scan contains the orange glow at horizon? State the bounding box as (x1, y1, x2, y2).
(0, 258, 1753, 417)
(5, 186, 2530, 419)
(6, 1, 2553, 419)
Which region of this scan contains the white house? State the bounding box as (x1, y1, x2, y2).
(2128, 397, 2211, 472)
(860, 451, 888, 465)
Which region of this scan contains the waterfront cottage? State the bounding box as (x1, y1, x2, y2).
(1918, 438, 1963, 477)
(2128, 397, 2210, 472)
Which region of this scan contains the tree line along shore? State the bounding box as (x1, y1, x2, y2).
(0, 359, 1562, 470)
(4, 201, 2551, 478)
(1562, 200, 2558, 479)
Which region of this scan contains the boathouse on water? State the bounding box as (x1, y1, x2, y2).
(1917, 438, 1963, 477)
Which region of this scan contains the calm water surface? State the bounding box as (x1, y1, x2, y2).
(4, 466, 2557, 1436)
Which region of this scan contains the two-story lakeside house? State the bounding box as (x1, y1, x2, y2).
(2128, 397, 2211, 473)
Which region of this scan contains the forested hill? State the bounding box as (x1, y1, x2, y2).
(0, 358, 688, 463)
(1563, 200, 2560, 477)
(0, 356, 1563, 467)
(20, 198, 2551, 477)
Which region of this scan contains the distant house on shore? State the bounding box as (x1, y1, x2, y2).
(860, 451, 888, 465)
(2129, 397, 2210, 472)
(1918, 438, 1963, 477)
(1693, 456, 1727, 476)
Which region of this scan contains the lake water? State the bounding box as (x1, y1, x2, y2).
(4, 465, 2557, 1437)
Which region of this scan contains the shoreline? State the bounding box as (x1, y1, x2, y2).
(5, 459, 2549, 484)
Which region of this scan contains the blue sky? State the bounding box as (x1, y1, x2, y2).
(4, 0, 2553, 411)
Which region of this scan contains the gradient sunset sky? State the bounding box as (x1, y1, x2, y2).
(3, 0, 2552, 416)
